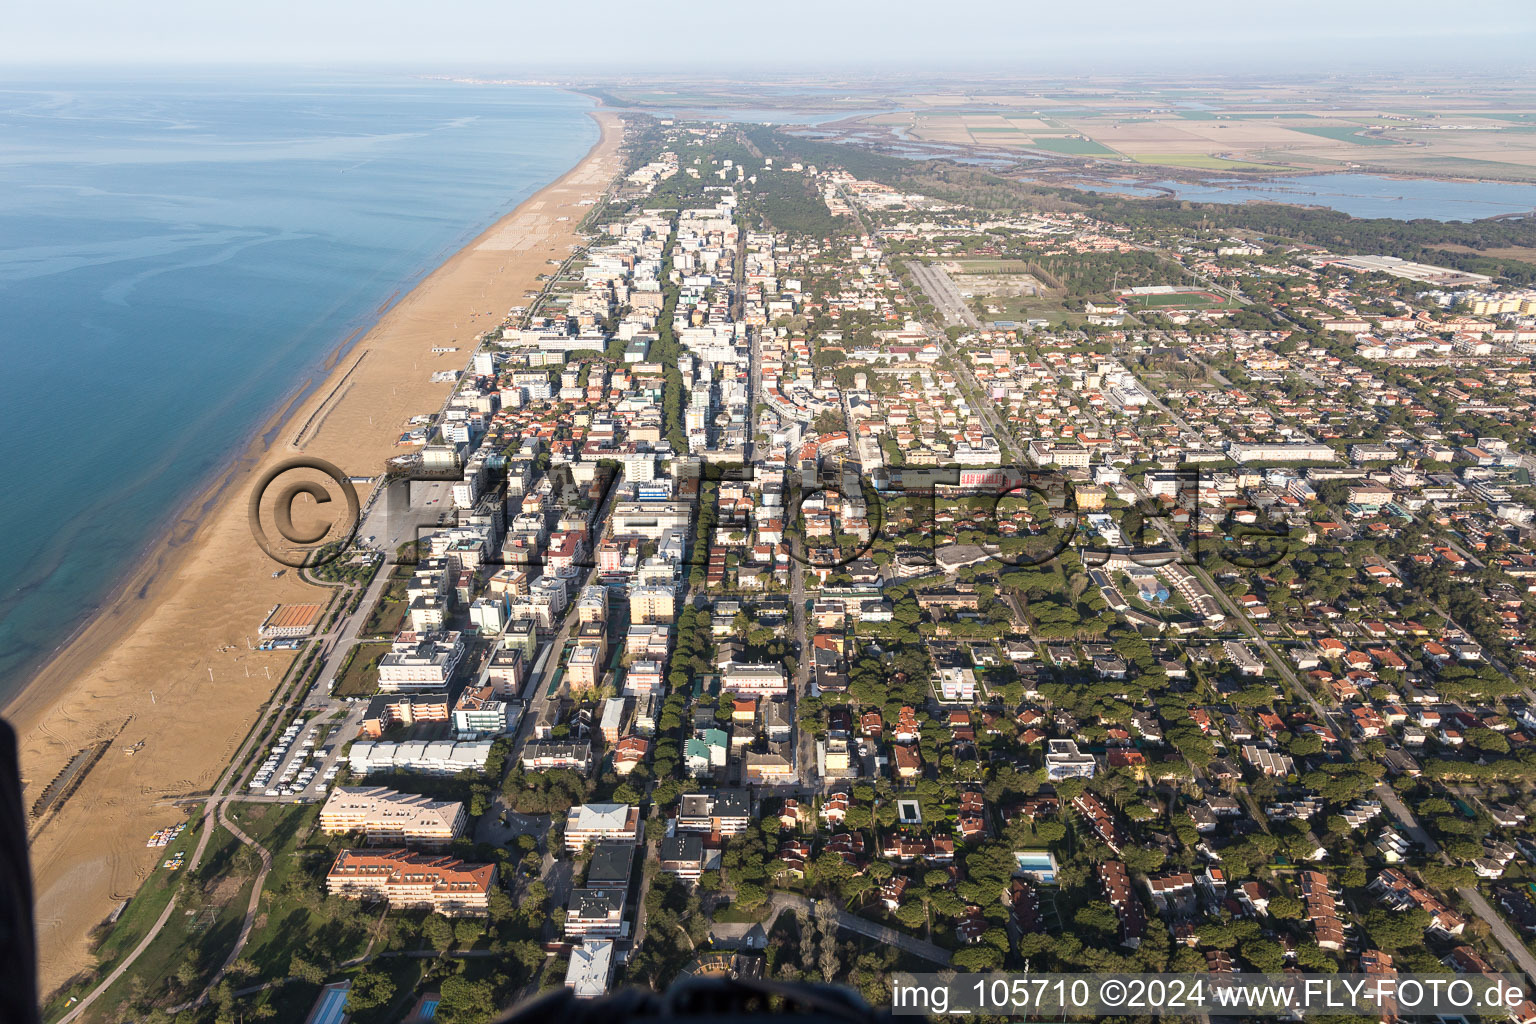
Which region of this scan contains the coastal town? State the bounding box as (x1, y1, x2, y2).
(42, 113, 1536, 1024)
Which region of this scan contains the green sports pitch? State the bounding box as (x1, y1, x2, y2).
(1119, 289, 1228, 309)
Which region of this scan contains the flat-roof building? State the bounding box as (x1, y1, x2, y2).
(565, 888, 628, 938)
(566, 939, 617, 999)
(318, 787, 465, 847)
(1045, 739, 1096, 781)
(585, 841, 636, 890)
(564, 802, 642, 852)
(377, 630, 466, 692)
(720, 662, 789, 697)
(677, 790, 751, 838)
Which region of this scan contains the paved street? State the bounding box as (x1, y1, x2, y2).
(905, 261, 981, 332)
(1460, 886, 1536, 985)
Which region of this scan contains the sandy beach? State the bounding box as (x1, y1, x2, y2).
(9, 108, 623, 997)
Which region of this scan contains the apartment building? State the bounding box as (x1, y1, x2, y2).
(566, 888, 628, 939)
(566, 939, 616, 1000)
(377, 630, 466, 692)
(1045, 739, 1096, 780)
(720, 661, 789, 697)
(521, 738, 594, 773)
(1227, 442, 1335, 464)
(676, 789, 751, 838)
(1098, 859, 1146, 949)
(584, 842, 636, 891)
(452, 685, 514, 738)
(325, 849, 495, 916)
(564, 802, 643, 852)
(567, 643, 605, 689)
(318, 787, 466, 847)
(612, 502, 692, 539)
(629, 585, 677, 625)
(659, 833, 706, 882)
(361, 694, 450, 738)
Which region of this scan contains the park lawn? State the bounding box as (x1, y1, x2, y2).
(983, 296, 1090, 327)
(712, 902, 772, 924)
(1029, 137, 1120, 156)
(1433, 244, 1536, 267)
(40, 814, 210, 1020)
(333, 641, 391, 698)
(72, 826, 255, 1024)
(230, 803, 380, 980)
(230, 801, 321, 855)
(362, 578, 411, 636)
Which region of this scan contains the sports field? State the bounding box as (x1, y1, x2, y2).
(954, 259, 1036, 274)
(1120, 290, 1228, 309)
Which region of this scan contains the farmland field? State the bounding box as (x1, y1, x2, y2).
(760, 83, 1536, 178)
(1433, 244, 1536, 266)
(1129, 153, 1284, 170)
(1286, 124, 1401, 146)
(1030, 137, 1120, 155)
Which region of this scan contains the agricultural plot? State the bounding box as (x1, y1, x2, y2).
(1286, 124, 1401, 146)
(1003, 118, 1057, 131)
(1029, 137, 1119, 155)
(848, 90, 1536, 177)
(1129, 153, 1285, 170)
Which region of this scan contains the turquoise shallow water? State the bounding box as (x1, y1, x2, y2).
(0, 73, 598, 700)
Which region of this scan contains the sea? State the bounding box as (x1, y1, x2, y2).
(0, 72, 600, 704)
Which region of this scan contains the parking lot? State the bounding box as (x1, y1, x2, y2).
(245, 703, 362, 801)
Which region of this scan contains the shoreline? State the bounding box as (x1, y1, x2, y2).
(0, 113, 593, 710)
(15, 107, 624, 997)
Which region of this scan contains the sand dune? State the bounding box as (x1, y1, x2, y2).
(10, 109, 623, 998)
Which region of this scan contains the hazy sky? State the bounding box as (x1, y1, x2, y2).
(5, 0, 1535, 71)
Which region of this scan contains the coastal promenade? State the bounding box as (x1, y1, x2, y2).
(18, 109, 625, 999)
